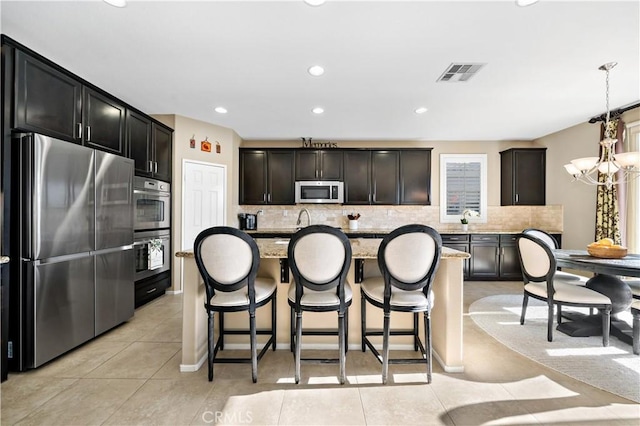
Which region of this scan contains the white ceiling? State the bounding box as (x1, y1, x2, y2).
(1, 0, 639, 142)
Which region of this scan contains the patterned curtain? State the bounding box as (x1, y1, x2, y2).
(595, 118, 625, 243)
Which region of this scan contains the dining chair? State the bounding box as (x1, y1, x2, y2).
(632, 301, 640, 355)
(360, 224, 442, 384)
(516, 233, 612, 346)
(287, 225, 352, 384)
(522, 228, 587, 283)
(193, 226, 277, 383)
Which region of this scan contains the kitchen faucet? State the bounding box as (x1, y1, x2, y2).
(296, 208, 311, 228)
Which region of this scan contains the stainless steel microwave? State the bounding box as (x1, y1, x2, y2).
(295, 181, 344, 204)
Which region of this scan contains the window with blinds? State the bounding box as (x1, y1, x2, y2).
(440, 154, 487, 223)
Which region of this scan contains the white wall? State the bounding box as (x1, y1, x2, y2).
(152, 114, 242, 292)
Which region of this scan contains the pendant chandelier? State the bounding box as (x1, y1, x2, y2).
(564, 62, 640, 189)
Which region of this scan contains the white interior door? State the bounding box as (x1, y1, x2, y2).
(182, 161, 226, 250)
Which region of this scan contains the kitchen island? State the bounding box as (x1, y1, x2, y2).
(176, 237, 470, 374)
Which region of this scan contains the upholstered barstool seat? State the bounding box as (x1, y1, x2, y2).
(210, 278, 277, 307)
(288, 282, 353, 307)
(361, 276, 434, 309)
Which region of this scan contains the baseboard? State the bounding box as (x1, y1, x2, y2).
(178, 343, 464, 373)
(166, 290, 183, 295)
(432, 349, 465, 373)
(180, 353, 207, 372)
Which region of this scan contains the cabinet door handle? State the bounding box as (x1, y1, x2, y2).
(515, 193, 519, 203)
(149, 161, 153, 173)
(320, 169, 323, 179)
(154, 162, 158, 173)
(86, 126, 91, 142)
(77, 123, 83, 139)
(146, 287, 157, 294)
(268, 193, 272, 203)
(263, 193, 267, 202)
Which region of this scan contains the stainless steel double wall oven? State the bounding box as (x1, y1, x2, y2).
(133, 177, 171, 307)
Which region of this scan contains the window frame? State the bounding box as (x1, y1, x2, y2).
(439, 153, 488, 224)
(624, 120, 639, 253)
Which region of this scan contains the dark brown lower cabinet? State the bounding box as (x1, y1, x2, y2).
(498, 234, 522, 279)
(470, 235, 500, 279)
(442, 233, 523, 281)
(135, 271, 171, 308)
(441, 234, 470, 279)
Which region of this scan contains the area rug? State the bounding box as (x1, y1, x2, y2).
(469, 294, 640, 403)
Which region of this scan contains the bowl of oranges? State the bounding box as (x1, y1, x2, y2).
(587, 238, 628, 259)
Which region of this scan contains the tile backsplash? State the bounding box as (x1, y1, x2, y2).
(237, 205, 563, 232)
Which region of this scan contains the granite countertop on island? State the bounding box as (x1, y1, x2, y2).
(176, 238, 470, 260)
(244, 227, 562, 237)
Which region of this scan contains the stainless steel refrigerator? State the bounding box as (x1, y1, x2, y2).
(10, 133, 134, 370)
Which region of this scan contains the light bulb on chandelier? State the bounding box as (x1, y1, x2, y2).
(564, 62, 640, 189)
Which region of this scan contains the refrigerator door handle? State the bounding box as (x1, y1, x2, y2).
(92, 245, 134, 256)
(32, 252, 93, 266)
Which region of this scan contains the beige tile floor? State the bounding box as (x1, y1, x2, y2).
(2, 281, 639, 425)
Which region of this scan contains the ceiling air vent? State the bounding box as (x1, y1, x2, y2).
(437, 63, 485, 82)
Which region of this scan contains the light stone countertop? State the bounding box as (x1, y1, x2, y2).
(244, 227, 562, 235)
(176, 237, 470, 259)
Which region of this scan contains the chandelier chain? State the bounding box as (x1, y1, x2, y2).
(604, 66, 610, 138)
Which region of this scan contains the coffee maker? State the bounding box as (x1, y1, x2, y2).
(238, 213, 257, 230)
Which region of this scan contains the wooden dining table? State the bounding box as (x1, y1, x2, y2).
(552, 249, 640, 344)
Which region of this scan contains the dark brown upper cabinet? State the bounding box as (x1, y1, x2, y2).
(343, 150, 372, 204)
(239, 147, 431, 206)
(127, 112, 172, 182)
(343, 149, 431, 205)
(239, 149, 295, 205)
(371, 151, 400, 204)
(399, 149, 431, 205)
(152, 124, 172, 183)
(127, 110, 152, 175)
(82, 87, 125, 155)
(295, 150, 343, 181)
(14, 50, 127, 156)
(500, 148, 546, 206)
(14, 49, 82, 142)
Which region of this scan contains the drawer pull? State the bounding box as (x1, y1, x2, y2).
(146, 287, 157, 294)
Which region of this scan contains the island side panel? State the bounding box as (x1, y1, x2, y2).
(180, 256, 208, 370)
(431, 257, 464, 372)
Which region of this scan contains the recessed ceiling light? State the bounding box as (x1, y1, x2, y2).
(516, 0, 539, 6)
(414, 107, 428, 114)
(104, 0, 127, 8)
(304, 0, 326, 6)
(308, 65, 325, 77)
(312, 107, 324, 114)
(214, 107, 228, 114)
